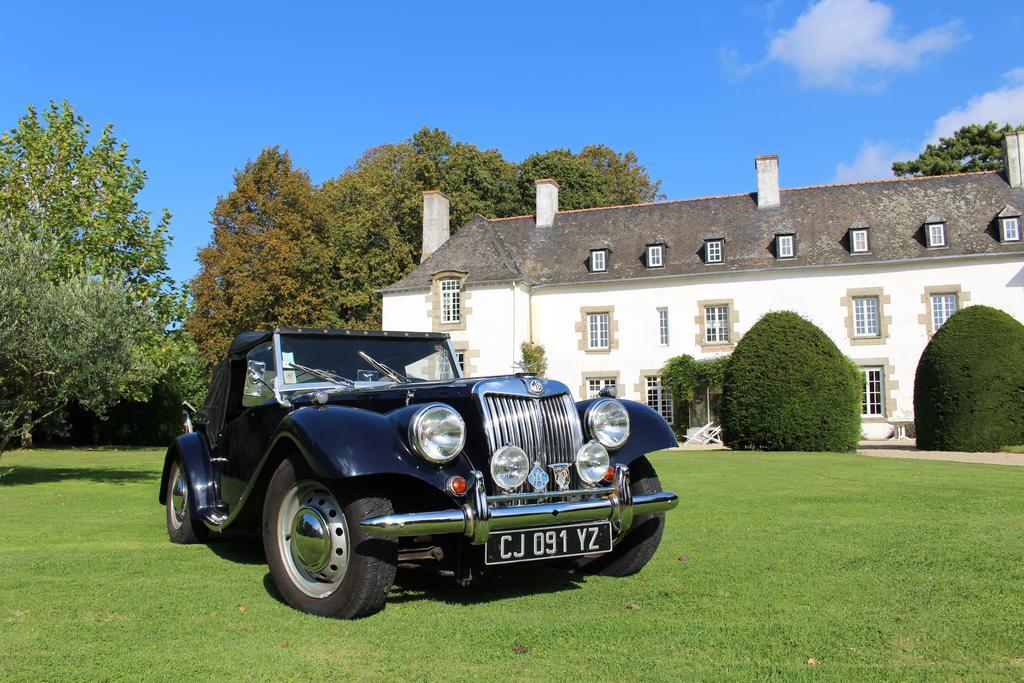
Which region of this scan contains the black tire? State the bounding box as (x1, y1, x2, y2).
(578, 458, 665, 577)
(166, 459, 209, 544)
(262, 458, 397, 619)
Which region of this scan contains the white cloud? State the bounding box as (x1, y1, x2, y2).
(928, 68, 1024, 141)
(834, 68, 1024, 182)
(765, 0, 966, 88)
(834, 141, 915, 183)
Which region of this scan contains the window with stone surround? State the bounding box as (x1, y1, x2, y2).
(587, 377, 617, 399)
(853, 297, 880, 337)
(704, 305, 730, 343)
(862, 367, 884, 417)
(930, 293, 958, 331)
(588, 312, 610, 350)
(440, 278, 461, 324)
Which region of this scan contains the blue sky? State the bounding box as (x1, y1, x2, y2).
(2, 1, 1022, 285)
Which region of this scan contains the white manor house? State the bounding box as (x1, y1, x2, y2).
(381, 132, 1024, 439)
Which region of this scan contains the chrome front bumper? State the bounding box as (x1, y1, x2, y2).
(360, 464, 679, 545)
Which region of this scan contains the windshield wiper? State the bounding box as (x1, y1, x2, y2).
(287, 362, 355, 389)
(357, 350, 408, 384)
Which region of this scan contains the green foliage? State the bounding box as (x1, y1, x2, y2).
(720, 311, 861, 451)
(519, 341, 548, 377)
(0, 101, 182, 327)
(319, 129, 663, 327)
(892, 122, 1023, 177)
(662, 354, 729, 402)
(914, 306, 1024, 451)
(517, 144, 663, 211)
(188, 146, 341, 365)
(0, 227, 155, 455)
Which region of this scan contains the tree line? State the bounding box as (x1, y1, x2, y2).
(0, 99, 1015, 454)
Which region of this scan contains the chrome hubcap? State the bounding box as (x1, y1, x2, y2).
(170, 470, 187, 528)
(290, 507, 330, 572)
(277, 481, 350, 599)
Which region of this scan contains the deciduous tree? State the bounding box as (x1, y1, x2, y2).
(189, 147, 339, 365)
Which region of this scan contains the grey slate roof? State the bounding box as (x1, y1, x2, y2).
(382, 171, 1024, 292)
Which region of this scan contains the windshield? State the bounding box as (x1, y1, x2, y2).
(276, 334, 459, 389)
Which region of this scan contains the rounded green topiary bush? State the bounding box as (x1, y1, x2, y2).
(914, 305, 1024, 452)
(720, 311, 862, 451)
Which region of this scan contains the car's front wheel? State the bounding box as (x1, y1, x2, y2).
(577, 457, 666, 577)
(262, 458, 397, 619)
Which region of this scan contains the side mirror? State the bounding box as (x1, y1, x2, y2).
(244, 360, 268, 397)
(598, 385, 618, 399)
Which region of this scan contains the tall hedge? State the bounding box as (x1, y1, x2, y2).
(914, 305, 1024, 451)
(721, 311, 862, 451)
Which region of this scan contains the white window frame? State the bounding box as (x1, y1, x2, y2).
(862, 367, 884, 417)
(454, 351, 466, 374)
(776, 234, 795, 259)
(1001, 217, 1021, 242)
(590, 249, 607, 272)
(850, 229, 869, 254)
(647, 244, 664, 268)
(586, 377, 616, 399)
(440, 278, 461, 324)
(926, 222, 947, 248)
(930, 293, 958, 331)
(587, 312, 610, 350)
(705, 240, 723, 263)
(704, 305, 730, 343)
(657, 308, 669, 346)
(644, 375, 674, 424)
(853, 296, 880, 337)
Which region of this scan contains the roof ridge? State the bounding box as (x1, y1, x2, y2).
(484, 170, 1004, 222)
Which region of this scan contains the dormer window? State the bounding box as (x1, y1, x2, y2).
(704, 239, 724, 264)
(646, 244, 664, 268)
(1002, 216, 1021, 242)
(998, 205, 1022, 242)
(775, 234, 796, 259)
(926, 222, 947, 248)
(849, 228, 870, 254)
(590, 249, 607, 273)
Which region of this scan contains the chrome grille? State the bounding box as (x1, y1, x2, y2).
(481, 393, 585, 492)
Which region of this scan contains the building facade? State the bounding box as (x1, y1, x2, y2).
(381, 132, 1024, 439)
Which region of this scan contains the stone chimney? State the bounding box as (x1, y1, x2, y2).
(1006, 131, 1024, 189)
(421, 190, 450, 262)
(535, 179, 559, 227)
(755, 155, 780, 209)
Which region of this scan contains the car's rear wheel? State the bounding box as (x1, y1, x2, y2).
(577, 458, 665, 577)
(262, 458, 397, 619)
(166, 459, 209, 544)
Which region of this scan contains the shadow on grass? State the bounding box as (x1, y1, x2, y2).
(205, 533, 266, 566)
(388, 563, 585, 606)
(259, 563, 586, 611)
(858, 442, 919, 453)
(0, 466, 156, 486)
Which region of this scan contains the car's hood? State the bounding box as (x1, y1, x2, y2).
(289, 375, 573, 407)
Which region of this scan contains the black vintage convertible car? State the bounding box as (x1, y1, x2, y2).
(160, 328, 679, 618)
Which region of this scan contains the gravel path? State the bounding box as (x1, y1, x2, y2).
(858, 440, 1024, 467)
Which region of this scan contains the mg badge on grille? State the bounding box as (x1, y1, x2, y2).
(527, 464, 549, 492)
(549, 463, 571, 491)
(527, 378, 543, 395)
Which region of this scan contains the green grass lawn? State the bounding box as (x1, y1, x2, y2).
(1, 449, 1023, 681)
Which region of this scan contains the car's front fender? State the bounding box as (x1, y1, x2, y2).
(270, 403, 475, 492)
(158, 432, 219, 520)
(575, 398, 678, 467)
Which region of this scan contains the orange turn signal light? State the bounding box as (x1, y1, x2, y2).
(447, 476, 468, 496)
(603, 466, 615, 483)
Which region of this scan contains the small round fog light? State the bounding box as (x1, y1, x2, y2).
(575, 441, 611, 485)
(490, 446, 530, 490)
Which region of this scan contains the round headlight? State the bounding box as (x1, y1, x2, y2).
(575, 441, 611, 484)
(586, 399, 630, 449)
(409, 404, 466, 464)
(490, 445, 530, 490)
